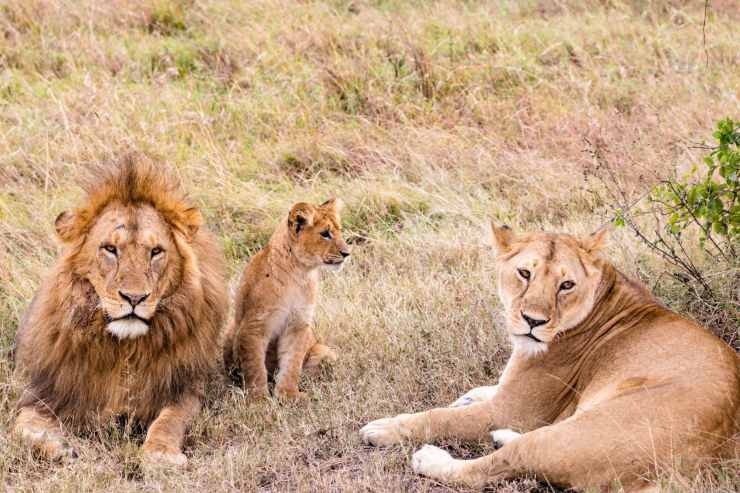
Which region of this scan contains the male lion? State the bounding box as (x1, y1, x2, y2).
(361, 225, 739, 492)
(223, 198, 349, 400)
(13, 157, 228, 466)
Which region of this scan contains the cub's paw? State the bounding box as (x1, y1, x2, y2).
(274, 385, 307, 401)
(359, 414, 409, 447)
(142, 442, 187, 468)
(412, 444, 460, 480)
(490, 428, 521, 448)
(449, 385, 498, 407)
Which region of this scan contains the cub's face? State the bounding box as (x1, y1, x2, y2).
(492, 225, 607, 355)
(288, 198, 350, 271)
(63, 203, 184, 339)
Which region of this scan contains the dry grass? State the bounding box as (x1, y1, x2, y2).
(1, 0, 738, 491)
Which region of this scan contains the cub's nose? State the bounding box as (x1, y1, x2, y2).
(119, 291, 150, 307)
(340, 250, 350, 258)
(522, 313, 548, 329)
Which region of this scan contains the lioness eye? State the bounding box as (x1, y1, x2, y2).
(560, 281, 575, 291)
(102, 245, 117, 255)
(320, 230, 332, 239)
(151, 247, 163, 257)
(517, 268, 531, 280)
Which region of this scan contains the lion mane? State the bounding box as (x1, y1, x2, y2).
(14, 155, 228, 426)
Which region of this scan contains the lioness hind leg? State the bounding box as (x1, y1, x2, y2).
(15, 407, 76, 461)
(449, 385, 499, 407)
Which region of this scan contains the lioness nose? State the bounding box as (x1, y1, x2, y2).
(119, 291, 150, 307)
(340, 250, 350, 258)
(522, 313, 548, 329)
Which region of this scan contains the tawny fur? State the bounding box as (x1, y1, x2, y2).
(13, 155, 228, 465)
(361, 225, 740, 492)
(223, 199, 349, 400)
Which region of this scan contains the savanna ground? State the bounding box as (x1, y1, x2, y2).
(0, 0, 738, 491)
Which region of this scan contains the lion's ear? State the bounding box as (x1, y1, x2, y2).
(54, 210, 77, 243)
(491, 222, 515, 254)
(320, 197, 343, 215)
(288, 203, 315, 236)
(580, 227, 609, 253)
(182, 207, 202, 240)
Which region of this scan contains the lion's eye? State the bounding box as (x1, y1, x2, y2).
(517, 268, 531, 280)
(102, 245, 117, 255)
(560, 280, 575, 291)
(320, 230, 332, 240)
(151, 247, 164, 257)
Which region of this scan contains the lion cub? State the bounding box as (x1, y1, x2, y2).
(224, 198, 350, 400)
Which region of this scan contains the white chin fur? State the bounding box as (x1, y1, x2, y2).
(512, 335, 548, 357)
(323, 262, 345, 273)
(106, 319, 149, 339)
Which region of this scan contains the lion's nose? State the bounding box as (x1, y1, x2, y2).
(340, 249, 350, 258)
(522, 312, 548, 329)
(119, 291, 150, 307)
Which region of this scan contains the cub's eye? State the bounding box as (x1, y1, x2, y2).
(102, 245, 117, 255)
(151, 247, 164, 257)
(560, 281, 575, 291)
(517, 268, 531, 280)
(320, 230, 332, 240)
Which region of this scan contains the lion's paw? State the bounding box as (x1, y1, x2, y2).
(449, 385, 498, 407)
(359, 415, 409, 447)
(142, 443, 187, 468)
(412, 444, 461, 480)
(490, 428, 521, 448)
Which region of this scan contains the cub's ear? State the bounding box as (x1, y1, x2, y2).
(320, 197, 344, 214)
(181, 207, 203, 240)
(580, 227, 609, 253)
(288, 202, 315, 236)
(491, 222, 515, 254)
(54, 210, 77, 243)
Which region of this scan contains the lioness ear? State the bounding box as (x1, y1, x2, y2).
(54, 210, 77, 243)
(288, 203, 315, 236)
(491, 222, 515, 254)
(581, 228, 609, 253)
(182, 207, 202, 240)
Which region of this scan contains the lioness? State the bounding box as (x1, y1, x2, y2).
(361, 225, 739, 492)
(13, 157, 228, 466)
(223, 198, 349, 400)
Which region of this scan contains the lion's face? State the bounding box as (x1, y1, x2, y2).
(64, 202, 184, 339)
(287, 198, 350, 271)
(492, 224, 608, 355)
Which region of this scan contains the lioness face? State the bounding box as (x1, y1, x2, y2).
(492, 224, 607, 354)
(288, 198, 350, 271)
(80, 203, 182, 339)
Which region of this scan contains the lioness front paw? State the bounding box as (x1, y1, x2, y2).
(142, 443, 187, 468)
(449, 385, 498, 407)
(412, 444, 461, 480)
(359, 414, 410, 447)
(490, 428, 521, 448)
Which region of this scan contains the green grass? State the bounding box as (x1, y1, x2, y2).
(1, 0, 738, 491)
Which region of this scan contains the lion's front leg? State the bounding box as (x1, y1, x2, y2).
(142, 392, 200, 467)
(360, 400, 496, 446)
(274, 324, 313, 400)
(15, 406, 77, 461)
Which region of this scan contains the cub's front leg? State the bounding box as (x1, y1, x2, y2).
(15, 406, 77, 461)
(142, 392, 201, 467)
(274, 323, 313, 400)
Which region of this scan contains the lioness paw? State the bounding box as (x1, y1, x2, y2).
(359, 415, 409, 446)
(491, 428, 522, 448)
(142, 443, 188, 468)
(449, 385, 498, 407)
(412, 444, 461, 480)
